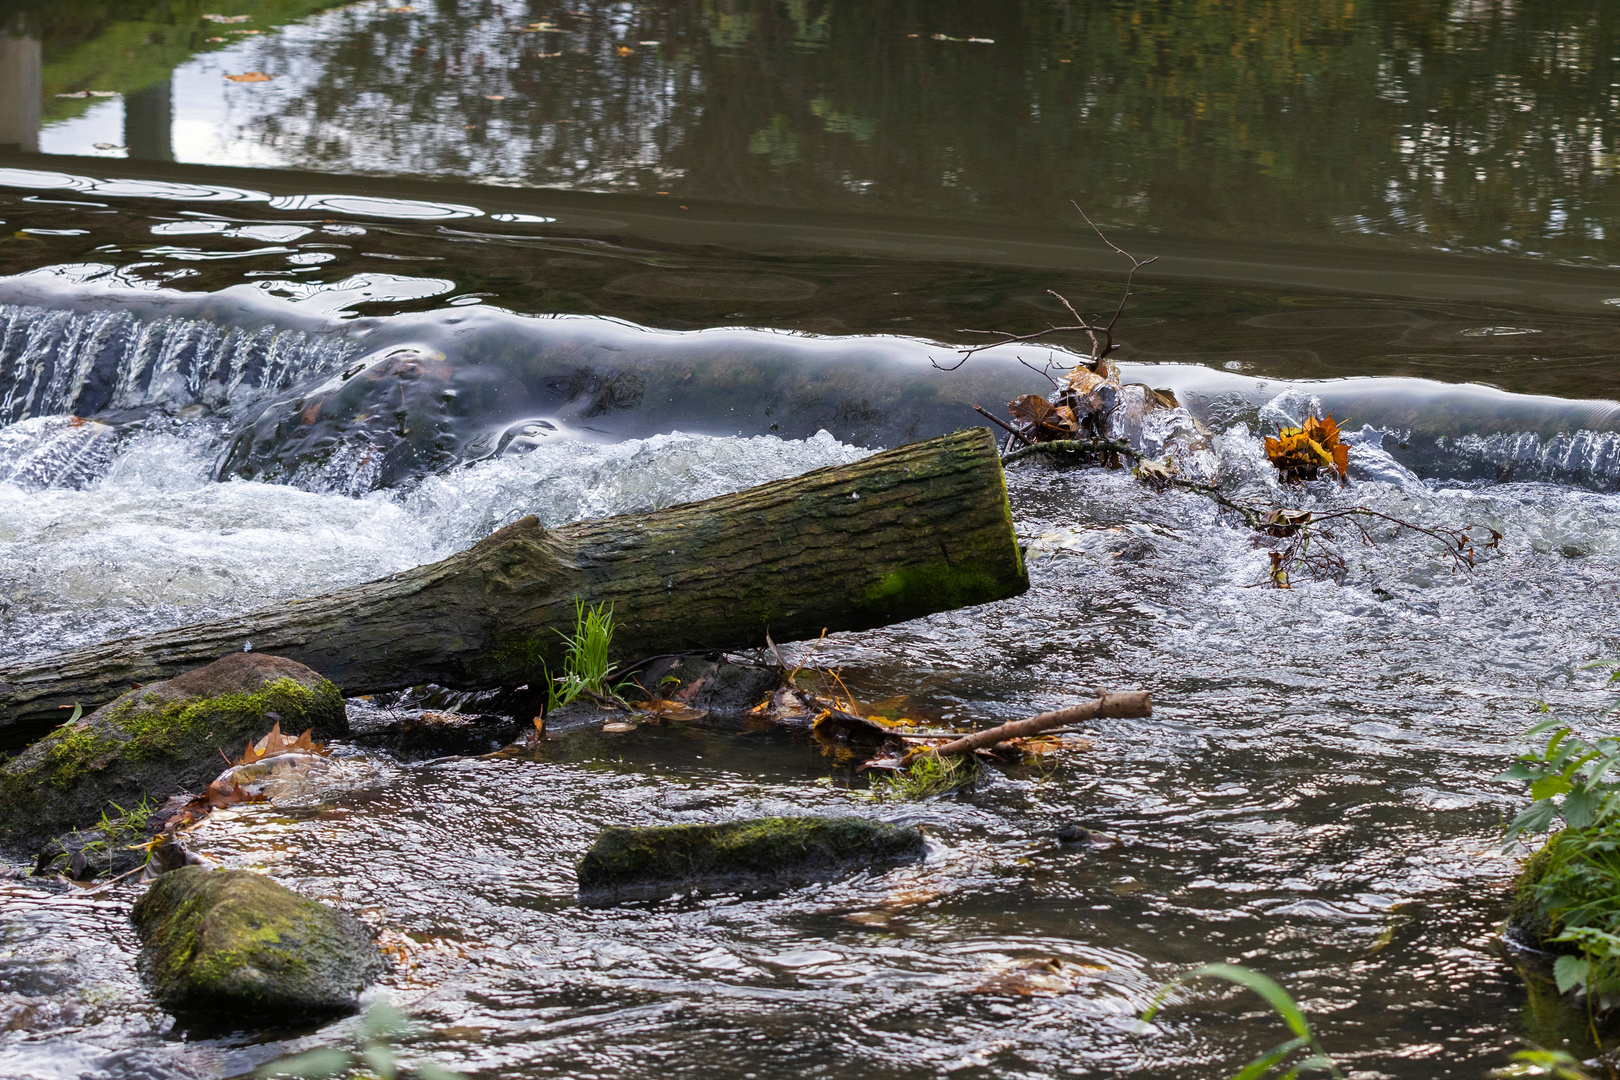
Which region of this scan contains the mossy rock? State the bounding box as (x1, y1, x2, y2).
(0, 653, 346, 859)
(1507, 836, 1562, 949)
(132, 866, 383, 1019)
(577, 815, 925, 901)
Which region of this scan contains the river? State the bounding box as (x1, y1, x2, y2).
(2, 2, 1620, 1078)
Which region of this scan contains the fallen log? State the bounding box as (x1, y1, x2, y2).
(0, 428, 1026, 746)
(929, 690, 1152, 757)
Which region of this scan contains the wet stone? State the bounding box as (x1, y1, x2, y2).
(131, 866, 384, 1020)
(577, 815, 926, 902)
(348, 697, 523, 760)
(0, 653, 347, 860)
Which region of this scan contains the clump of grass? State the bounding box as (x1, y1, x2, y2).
(88, 796, 156, 863)
(869, 751, 977, 800)
(544, 600, 629, 712)
(1140, 963, 1342, 1080)
(1500, 660, 1620, 1010)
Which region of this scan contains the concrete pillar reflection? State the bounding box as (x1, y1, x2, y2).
(124, 79, 174, 161)
(0, 36, 42, 152)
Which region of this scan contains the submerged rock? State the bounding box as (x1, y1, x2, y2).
(131, 866, 384, 1019)
(635, 656, 781, 716)
(577, 815, 925, 901)
(0, 653, 346, 858)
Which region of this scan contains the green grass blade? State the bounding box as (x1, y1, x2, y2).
(1180, 964, 1312, 1040)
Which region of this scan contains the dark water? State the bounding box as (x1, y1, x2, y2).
(3, 3, 1620, 1079)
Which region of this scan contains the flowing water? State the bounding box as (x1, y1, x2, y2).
(5, 2, 1620, 1079)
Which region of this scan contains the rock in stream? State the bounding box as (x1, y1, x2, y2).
(0, 653, 346, 859)
(131, 866, 384, 1020)
(577, 815, 926, 902)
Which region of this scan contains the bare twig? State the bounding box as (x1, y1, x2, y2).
(1001, 438, 1139, 466)
(1071, 201, 1158, 339)
(930, 205, 1158, 372)
(1019, 355, 1065, 389)
(973, 404, 1028, 443)
(929, 691, 1152, 758)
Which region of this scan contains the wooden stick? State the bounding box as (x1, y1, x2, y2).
(930, 690, 1151, 757)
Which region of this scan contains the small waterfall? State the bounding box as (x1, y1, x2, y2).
(0, 303, 360, 425)
(1433, 429, 1620, 488)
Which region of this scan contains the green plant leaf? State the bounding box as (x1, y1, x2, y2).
(1231, 1038, 1306, 1080)
(1553, 954, 1591, 995)
(1565, 788, 1599, 829)
(255, 1049, 351, 1079)
(412, 1062, 468, 1080)
(1505, 799, 1558, 842)
(360, 1002, 410, 1040)
(1201, 965, 1311, 1040)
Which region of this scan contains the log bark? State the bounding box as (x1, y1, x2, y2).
(0, 428, 1026, 746)
(931, 690, 1152, 757)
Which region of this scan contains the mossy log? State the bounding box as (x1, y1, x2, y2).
(0, 428, 1026, 745)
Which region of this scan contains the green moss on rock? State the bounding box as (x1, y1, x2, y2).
(1509, 835, 1562, 948)
(0, 653, 346, 859)
(577, 815, 925, 900)
(132, 866, 383, 1018)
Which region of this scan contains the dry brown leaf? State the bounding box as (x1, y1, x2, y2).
(237, 721, 326, 766)
(972, 957, 1103, 996)
(635, 698, 708, 722)
(1264, 413, 1349, 482)
(1006, 394, 1078, 441)
(224, 72, 272, 83)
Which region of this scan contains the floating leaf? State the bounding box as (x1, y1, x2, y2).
(224, 71, 273, 83)
(634, 698, 708, 723)
(201, 13, 254, 22)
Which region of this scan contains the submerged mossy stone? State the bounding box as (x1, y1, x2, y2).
(132, 866, 383, 1019)
(577, 815, 925, 901)
(0, 653, 346, 858)
(1508, 837, 1562, 949)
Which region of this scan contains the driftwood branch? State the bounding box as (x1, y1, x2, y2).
(931, 690, 1152, 757)
(0, 429, 1028, 747)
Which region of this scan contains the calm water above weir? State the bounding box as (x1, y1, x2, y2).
(4, 2, 1620, 1079)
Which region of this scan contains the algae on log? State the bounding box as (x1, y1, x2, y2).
(132, 866, 384, 1019)
(0, 428, 1027, 744)
(0, 653, 346, 856)
(577, 815, 926, 901)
